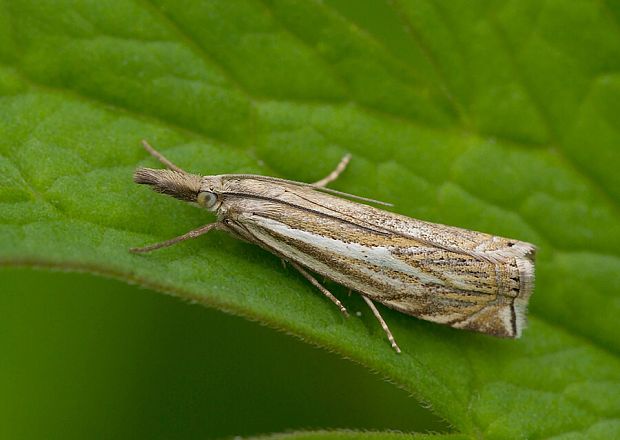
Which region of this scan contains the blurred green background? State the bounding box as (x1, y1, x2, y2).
(1, 267, 446, 439)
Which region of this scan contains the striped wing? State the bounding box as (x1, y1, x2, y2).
(221, 179, 535, 337)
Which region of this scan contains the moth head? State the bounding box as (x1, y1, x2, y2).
(196, 176, 225, 211)
(134, 167, 209, 205)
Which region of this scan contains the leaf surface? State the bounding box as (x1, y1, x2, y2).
(1, 1, 619, 439)
(248, 431, 470, 440)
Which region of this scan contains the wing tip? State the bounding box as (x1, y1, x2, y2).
(451, 241, 536, 339)
(512, 241, 536, 338)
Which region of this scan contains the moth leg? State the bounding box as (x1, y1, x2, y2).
(361, 296, 401, 353)
(313, 153, 352, 187)
(289, 261, 349, 317)
(141, 139, 186, 174)
(130, 222, 222, 253)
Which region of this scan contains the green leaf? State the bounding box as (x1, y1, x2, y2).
(247, 431, 469, 440)
(1, 1, 619, 439)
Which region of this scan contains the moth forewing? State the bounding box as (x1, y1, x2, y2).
(216, 177, 535, 338)
(132, 141, 536, 352)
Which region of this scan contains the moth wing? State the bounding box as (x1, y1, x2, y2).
(220, 178, 534, 338)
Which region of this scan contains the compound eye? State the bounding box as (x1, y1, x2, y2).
(197, 191, 217, 209)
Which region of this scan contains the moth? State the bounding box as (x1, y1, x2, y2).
(131, 141, 536, 352)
